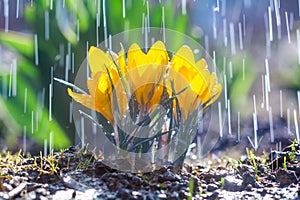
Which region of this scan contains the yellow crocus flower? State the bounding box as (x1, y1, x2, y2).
(170, 46, 222, 120)
(68, 41, 221, 125)
(126, 41, 168, 113)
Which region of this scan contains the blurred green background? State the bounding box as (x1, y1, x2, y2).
(0, 0, 299, 154)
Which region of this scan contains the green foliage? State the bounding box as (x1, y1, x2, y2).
(0, 0, 189, 153)
(220, 177, 225, 189)
(283, 156, 287, 169)
(188, 178, 194, 200)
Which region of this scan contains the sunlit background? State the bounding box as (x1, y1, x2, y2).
(0, 0, 299, 158)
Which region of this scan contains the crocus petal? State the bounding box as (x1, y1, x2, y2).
(128, 43, 147, 69)
(68, 88, 94, 110)
(87, 72, 102, 95)
(88, 46, 112, 77)
(147, 41, 169, 65)
(68, 88, 114, 123)
(171, 46, 195, 72)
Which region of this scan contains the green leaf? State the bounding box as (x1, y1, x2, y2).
(0, 32, 34, 57)
(0, 59, 70, 149)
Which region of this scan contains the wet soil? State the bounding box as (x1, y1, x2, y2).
(0, 142, 299, 200)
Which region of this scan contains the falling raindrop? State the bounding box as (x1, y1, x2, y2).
(122, 0, 126, 18)
(49, 131, 54, 155)
(181, 0, 187, 15)
(223, 19, 228, 47)
(269, 107, 274, 143)
(12, 59, 17, 97)
(285, 12, 291, 43)
(287, 108, 291, 134)
(229, 60, 233, 79)
(237, 111, 241, 142)
(144, 16, 149, 50)
(274, 0, 281, 39)
(109, 34, 112, 51)
(265, 58, 271, 92)
(31, 111, 34, 134)
(49, 83, 52, 121)
(238, 22, 243, 50)
(265, 75, 270, 111)
(16, 0, 20, 19)
(50, 66, 54, 95)
(268, 6, 273, 42)
(297, 29, 300, 65)
(44, 139, 47, 156)
(103, 0, 108, 48)
(216, 0, 220, 11)
(261, 75, 265, 108)
(146, 1, 150, 29)
(253, 112, 258, 149)
(69, 102, 72, 123)
(264, 13, 271, 57)
(213, 51, 216, 73)
(218, 101, 223, 138)
(34, 34, 39, 66)
(86, 41, 90, 80)
(294, 109, 299, 142)
(4, 0, 9, 32)
(204, 35, 209, 58)
(142, 13, 145, 34)
(224, 73, 228, 109)
(299, 0, 300, 17)
(253, 94, 257, 114)
(24, 88, 27, 113)
(161, 6, 166, 43)
(8, 64, 12, 97)
(274, 0, 281, 25)
(65, 55, 69, 82)
(227, 99, 232, 135)
(72, 53, 75, 74)
(67, 43, 71, 69)
(23, 126, 26, 156)
(50, 0, 53, 10)
(81, 116, 85, 148)
(243, 14, 246, 37)
(45, 10, 50, 40)
(280, 90, 283, 118)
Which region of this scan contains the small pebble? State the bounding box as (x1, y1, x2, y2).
(207, 183, 218, 192)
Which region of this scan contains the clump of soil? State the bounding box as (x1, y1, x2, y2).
(0, 143, 299, 199)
